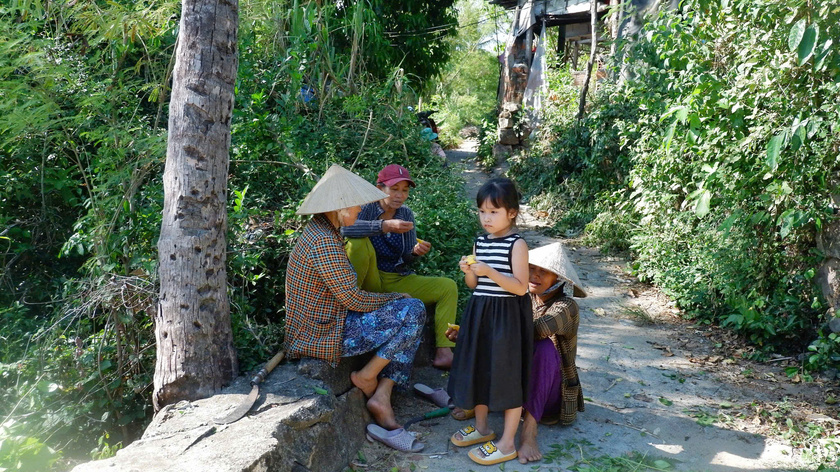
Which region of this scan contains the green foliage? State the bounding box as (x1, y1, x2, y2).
(0, 0, 473, 467)
(510, 0, 840, 370)
(332, 0, 458, 91)
(424, 0, 509, 147)
(0, 420, 60, 472)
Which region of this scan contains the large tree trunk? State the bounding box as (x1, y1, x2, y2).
(154, 0, 239, 411)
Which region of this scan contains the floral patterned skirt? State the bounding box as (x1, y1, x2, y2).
(342, 298, 425, 387)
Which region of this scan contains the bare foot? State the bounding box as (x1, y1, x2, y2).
(432, 347, 454, 370)
(451, 407, 475, 421)
(518, 413, 542, 464)
(367, 395, 400, 430)
(350, 371, 377, 398)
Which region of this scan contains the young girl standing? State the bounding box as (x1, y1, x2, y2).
(447, 177, 533, 466)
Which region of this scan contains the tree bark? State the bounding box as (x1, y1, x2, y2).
(577, 0, 599, 120)
(154, 0, 239, 411)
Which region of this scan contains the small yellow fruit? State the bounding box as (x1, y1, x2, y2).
(417, 238, 426, 245)
(447, 323, 460, 331)
(465, 255, 477, 265)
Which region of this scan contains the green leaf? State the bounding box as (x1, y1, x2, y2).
(788, 19, 806, 51)
(798, 24, 818, 65)
(653, 459, 672, 469)
(694, 190, 711, 218)
(766, 133, 784, 171)
(815, 39, 833, 69)
(791, 125, 807, 151)
(696, 415, 716, 426)
(778, 210, 795, 239)
(659, 397, 673, 406)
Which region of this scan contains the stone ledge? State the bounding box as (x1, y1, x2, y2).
(70, 305, 439, 472)
(71, 362, 370, 472)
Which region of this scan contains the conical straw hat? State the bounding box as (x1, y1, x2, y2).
(529, 242, 587, 298)
(296, 164, 387, 215)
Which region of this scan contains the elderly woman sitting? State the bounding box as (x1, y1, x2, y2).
(285, 164, 426, 429)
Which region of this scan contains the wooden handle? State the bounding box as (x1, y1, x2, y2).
(250, 350, 285, 385)
(264, 350, 285, 373)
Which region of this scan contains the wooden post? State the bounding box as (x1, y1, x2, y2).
(557, 24, 566, 60)
(572, 41, 579, 69)
(577, 0, 598, 120)
(525, 26, 533, 65)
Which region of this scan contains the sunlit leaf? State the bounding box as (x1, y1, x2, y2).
(694, 190, 711, 218)
(766, 133, 784, 171)
(797, 24, 818, 65)
(653, 459, 672, 469)
(778, 210, 795, 239)
(788, 19, 806, 51)
(815, 39, 833, 69)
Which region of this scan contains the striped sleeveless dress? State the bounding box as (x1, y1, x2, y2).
(448, 233, 534, 412)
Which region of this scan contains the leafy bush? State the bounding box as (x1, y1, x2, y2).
(511, 0, 840, 370)
(424, 0, 509, 147)
(0, 0, 471, 468)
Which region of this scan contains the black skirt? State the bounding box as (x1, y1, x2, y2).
(448, 294, 533, 411)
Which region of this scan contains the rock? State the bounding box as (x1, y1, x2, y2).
(502, 102, 519, 113)
(459, 125, 479, 138)
(498, 128, 519, 145)
(492, 144, 513, 163)
(72, 364, 370, 472)
(817, 221, 840, 260)
(829, 313, 840, 334)
(71, 305, 439, 472)
(817, 258, 840, 311)
(498, 117, 514, 129)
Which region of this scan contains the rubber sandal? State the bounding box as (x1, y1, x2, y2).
(468, 440, 518, 465)
(450, 425, 495, 447)
(365, 424, 424, 452)
(413, 383, 453, 408)
(450, 407, 475, 421)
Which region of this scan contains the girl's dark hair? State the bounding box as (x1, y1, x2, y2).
(476, 177, 521, 213)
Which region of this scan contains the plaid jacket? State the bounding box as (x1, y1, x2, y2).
(533, 294, 585, 424)
(285, 214, 400, 364)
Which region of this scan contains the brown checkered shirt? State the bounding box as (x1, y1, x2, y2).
(285, 214, 401, 364)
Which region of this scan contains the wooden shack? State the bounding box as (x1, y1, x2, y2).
(491, 0, 617, 146)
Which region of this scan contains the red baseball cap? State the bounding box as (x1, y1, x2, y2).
(377, 164, 416, 187)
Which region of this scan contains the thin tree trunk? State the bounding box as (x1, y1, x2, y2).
(577, 0, 599, 120)
(154, 0, 239, 411)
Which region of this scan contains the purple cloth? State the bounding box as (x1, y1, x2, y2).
(523, 338, 563, 422)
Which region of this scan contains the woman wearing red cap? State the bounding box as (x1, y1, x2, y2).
(342, 164, 458, 369)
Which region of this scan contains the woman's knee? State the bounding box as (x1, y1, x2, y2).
(442, 277, 457, 295)
(406, 297, 426, 318)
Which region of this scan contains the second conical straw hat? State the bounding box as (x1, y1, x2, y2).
(528, 242, 587, 298)
(296, 164, 387, 215)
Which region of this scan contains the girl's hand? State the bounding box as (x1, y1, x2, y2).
(458, 256, 472, 274)
(413, 239, 431, 256)
(469, 260, 492, 277)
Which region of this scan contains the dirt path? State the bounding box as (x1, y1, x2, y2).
(355, 142, 833, 471)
